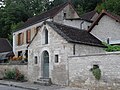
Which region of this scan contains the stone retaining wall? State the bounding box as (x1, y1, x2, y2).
(68, 52, 120, 90)
(0, 64, 28, 79)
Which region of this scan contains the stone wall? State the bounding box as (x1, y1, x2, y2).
(91, 15, 120, 42)
(27, 23, 106, 85)
(0, 64, 28, 79)
(53, 4, 79, 24)
(28, 24, 71, 85)
(68, 52, 120, 90)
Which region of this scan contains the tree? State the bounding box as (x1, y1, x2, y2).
(96, 0, 120, 15)
(49, 0, 102, 15)
(0, 0, 48, 43)
(0, 0, 103, 43)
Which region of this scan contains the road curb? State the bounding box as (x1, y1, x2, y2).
(0, 82, 38, 90)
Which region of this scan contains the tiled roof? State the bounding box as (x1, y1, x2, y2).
(65, 18, 93, 22)
(0, 38, 12, 53)
(16, 2, 69, 31)
(80, 10, 97, 21)
(88, 10, 120, 32)
(46, 21, 105, 47)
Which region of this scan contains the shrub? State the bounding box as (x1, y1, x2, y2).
(103, 42, 120, 52)
(4, 69, 16, 79)
(90, 65, 101, 80)
(92, 68, 101, 80)
(105, 45, 120, 52)
(4, 68, 25, 81)
(11, 56, 23, 61)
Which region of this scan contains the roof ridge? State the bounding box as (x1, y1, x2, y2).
(15, 2, 69, 32)
(26, 2, 67, 22)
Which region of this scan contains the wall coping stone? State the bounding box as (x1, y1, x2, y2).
(69, 51, 120, 58)
(0, 63, 28, 65)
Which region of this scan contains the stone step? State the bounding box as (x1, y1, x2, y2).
(34, 78, 52, 86)
(37, 78, 51, 82)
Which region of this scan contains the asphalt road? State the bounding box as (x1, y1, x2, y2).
(0, 85, 28, 90)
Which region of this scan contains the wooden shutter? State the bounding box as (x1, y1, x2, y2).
(22, 32, 24, 44)
(18, 34, 20, 45)
(26, 30, 31, 43)
(20, 33, 22, 45)
(28, 30, 31, 43)
(18, 33, 21, 45)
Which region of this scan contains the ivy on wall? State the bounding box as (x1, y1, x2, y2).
(90, 65, 101, 80)
(103, 42, 120, 52)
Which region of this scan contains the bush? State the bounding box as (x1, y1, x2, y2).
(90, 65, 101, 80)
(4, 69, 16, 79)
(4, 69, 25, 81)
(103, 42, 120, 52)
(105, 45, 120, 52)
(92, 68, 101, 80)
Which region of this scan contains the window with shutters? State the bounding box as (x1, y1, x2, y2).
(26, 30, 31, 43)
(18, 33, 23, 45)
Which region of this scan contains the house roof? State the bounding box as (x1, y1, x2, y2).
(0, 38, 12, 53)
(65, 10, 97, 22)
(46, 21, 105, 47)
(88, 10, 120, 32)
(65, 18, 93, 23)
(16, 2, 71, 32)
(80, 10, 97, 21)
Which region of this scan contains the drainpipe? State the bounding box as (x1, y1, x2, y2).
(107, 38, 110, 44)
(67, 57, 69, 86)
(80, 21, 84, 29)
(73, 44, 76, 55)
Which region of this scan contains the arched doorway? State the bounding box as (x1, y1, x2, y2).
(42, 51, 49, 78)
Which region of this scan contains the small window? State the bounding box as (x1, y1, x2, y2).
(93, 65, 99, 69)
(63, 13, 66, 19)
(88, 26, 90, 29)
(18, 51, 22, 57)
(35, 56, 38, 64)
(55, 55, 59, 63)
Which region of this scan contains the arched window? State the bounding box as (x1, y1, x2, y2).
(45, 29, 48, 44)
(42, 28, 48, 44)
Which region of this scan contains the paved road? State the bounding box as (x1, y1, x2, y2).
(0, 85, 28, 90)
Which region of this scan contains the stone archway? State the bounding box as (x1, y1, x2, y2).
(42, 51, 49, 78)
